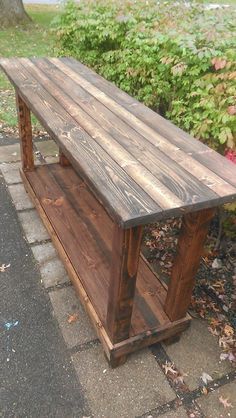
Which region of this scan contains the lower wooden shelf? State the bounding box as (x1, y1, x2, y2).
(21, 163, 190, 365)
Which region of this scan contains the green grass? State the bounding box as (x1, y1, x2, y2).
(203, 0, 236, 5)
(0, 5, 60, 127)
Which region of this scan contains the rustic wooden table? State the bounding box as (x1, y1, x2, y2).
(1, 57, 236, 367)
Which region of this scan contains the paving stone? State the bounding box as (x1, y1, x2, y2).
(18, 210, 50, 243)
(0, 162, 22, 184)
(164, 318, 232, 390)
(49, 287, 96, 348)
(31, 242, 69, 288)
(197, 381, 236, 418)
(159, 407, 188, 418)
(0, 144, 21, 163)
(8, 183, 34, 210)
(72, 346, 175, 418)
(36, 140, 58, 157)
(45, 156, 59, 164)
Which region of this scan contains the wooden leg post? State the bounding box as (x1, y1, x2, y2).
(59, 149, 71, 166)
(16, 93, 34, 171)
(164, 208, 215, 321)
(106, 224, 143, 353)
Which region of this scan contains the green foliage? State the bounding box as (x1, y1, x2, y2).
(52, 0, 236, 152)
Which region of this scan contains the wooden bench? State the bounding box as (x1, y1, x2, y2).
(1, 57, 236, 367)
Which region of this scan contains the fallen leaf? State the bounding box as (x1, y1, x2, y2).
(201, 386, 208, 395)
(220, 353, 229, 361)
(67, 313, 78, 324)
(224, 324, 234, 337)
(201, 372, 213, 385)
(208, 326, 219, 336)
(212, 258, 222, 269)
(163, 362, 178, 375)
(173, 372, 188, 385)
(219, 396, 233, 408)
(0, 263, 10, 272)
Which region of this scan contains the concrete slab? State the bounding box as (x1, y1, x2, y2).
(45, 156, 59, 164)
(49, 287, 96, 348)
(18, 210, 50, 243)
(160, 407, 188, 418)
(0, 162, 22, 184)
(197, 381, 236, 418)
(36, 140, 58, 157)
(164, 319, 232, 390)
(31, 242, 69, 288)
(0, 144, 21, 163)
(72, 346, 176, 418)
(8, 184, 34, 210)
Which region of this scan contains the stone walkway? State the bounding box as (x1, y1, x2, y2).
(0, 138, 235, 418)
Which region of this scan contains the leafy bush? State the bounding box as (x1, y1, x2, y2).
(52, 0, 236, 152)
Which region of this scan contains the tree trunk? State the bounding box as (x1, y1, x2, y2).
(0, 0, 31, 27)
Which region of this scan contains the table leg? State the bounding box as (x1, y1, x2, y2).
(59, 149, 71, 166)
(164, 208, 216, 321)
(16, 93, 34, 171)
(106, 224, 143, 345)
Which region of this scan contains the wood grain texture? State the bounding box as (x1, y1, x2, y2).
(1, 57, 236, 228)
(16, 92, 34, 171)
(31, 58, 219, 208)
(164, 208, 216, 321)
(107, 224, 143, 343)
(22, 163, 180, 337)
(57, 57, 236, 199)
(20, 162, 190, 365)
(0, 58, 159, 228)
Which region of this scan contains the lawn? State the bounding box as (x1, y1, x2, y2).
(0, 5, 59, 128)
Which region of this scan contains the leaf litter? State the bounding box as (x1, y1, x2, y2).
(143, 216, 236, 366)
(0, 263, 10, 272)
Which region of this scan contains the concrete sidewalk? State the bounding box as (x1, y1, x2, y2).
(0, 138, 235, 418)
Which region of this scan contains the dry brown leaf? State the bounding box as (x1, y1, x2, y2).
(219, 396, 233, 409)
(173, 372, 188, 385)
(0, 263, 10, 272)
(67, 313, 79, 324)
(208, 327, 219, 336)
(201, 372, 213, 385)
(224, 324, 234, 337)
(201, 386, 208, 395)
(163, 362, 178, 375)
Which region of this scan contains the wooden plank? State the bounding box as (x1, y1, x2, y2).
(27, 165, 110, 323)
(20, 168, 113, 361)
(164, 208, 216, 321)
(60, 59, 204, 153)
(49, 164, 113, 252)
(16, 92, 34, 171)
(59, 149, 70, 166)
(112, 316, 190, 360)
(136, 259, 169, 325)
(59, 57, 236, 200)
(0, 58, 160, 228)
(191, 149, 236, 189)
(20, 163, 190, 365)
(20, 58, 186, 211)
(32, 57, 220, 207)
(22, 163, 178, 336)
(107, 224, 143, 343)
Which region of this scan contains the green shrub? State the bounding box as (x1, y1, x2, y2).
(52, 0, 236, 152)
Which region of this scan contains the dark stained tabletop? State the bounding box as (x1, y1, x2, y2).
(1, 57, 236, 227)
